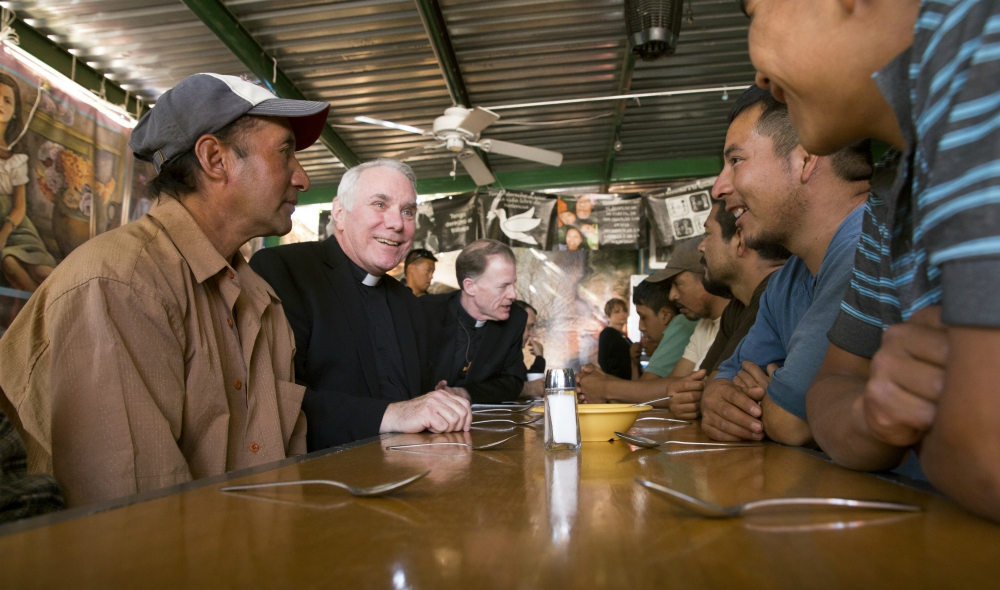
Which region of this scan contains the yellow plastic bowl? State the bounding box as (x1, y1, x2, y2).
(530, 403, 651, 442)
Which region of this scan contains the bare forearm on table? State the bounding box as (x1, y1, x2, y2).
(585, 374, 673, 405)
(807, 370, 907, 471)
(760, 394, 813, 447)
(921, 326, 1000, 523)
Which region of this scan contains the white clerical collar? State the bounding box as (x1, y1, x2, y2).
(475, 320, 486, 328)
(362, 274, 381, 287)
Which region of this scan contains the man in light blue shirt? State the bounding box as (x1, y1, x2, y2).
(701, 86, 871, 446)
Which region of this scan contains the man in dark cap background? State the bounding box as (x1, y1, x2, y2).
(402, 248, 437, 297)
(0, 73, 325, 507)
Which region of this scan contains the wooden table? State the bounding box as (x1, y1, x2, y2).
(3, 414, 1000, 588)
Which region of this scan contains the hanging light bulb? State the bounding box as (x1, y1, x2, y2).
(721, 88, 729, 101)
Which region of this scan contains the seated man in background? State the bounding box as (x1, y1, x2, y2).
(514, 299, 545, 398)
(667, 202, 789, 419)
(702, 86, 871, 446)
(745, 0, 1000, 520)
(251, 159, 471, 450)
(0, 74, 323, 506)
(421, 240, 527, 403)
(598, 298, 634, 380)
(403, 248, 436, 297)
(577, 263, 701, 405)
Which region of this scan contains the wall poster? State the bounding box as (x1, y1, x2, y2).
(0, 43, 135, 334)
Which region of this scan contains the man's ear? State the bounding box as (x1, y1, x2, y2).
(797, 147, 821, 184)
(194, 135, 227, 184)
(656, 306, 673, 326)
(734, 228, 749, 257)
(331, 198, 345, 229)
(462, 277, 477, 296)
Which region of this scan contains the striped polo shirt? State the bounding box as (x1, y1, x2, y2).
(828, 0, 1000, 358)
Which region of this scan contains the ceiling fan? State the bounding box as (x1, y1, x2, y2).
(355, 106, 564, 186)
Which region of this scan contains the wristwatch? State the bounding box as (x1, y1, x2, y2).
(3, 216, 15, 228)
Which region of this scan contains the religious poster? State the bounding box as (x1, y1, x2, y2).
(480, 189, 557, 250)
(0, 44, 134, 335)
(643, 177, 717, 246)
(413, 191, 479, 253)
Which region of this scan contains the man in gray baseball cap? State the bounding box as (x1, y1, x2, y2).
(0, 73, 328, 508)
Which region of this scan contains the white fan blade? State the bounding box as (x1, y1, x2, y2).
(458, 150, 496, 186)
(457, 107, 500, 136)
(355, 116, 428, 136)
(479, 138, 563, 167)
(393, 144, 439, 161)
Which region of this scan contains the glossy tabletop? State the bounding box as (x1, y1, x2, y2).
(3, 413, 1000, 588)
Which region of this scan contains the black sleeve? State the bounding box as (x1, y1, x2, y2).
(467, 315, 528, 404)
(598, 328, 632, 380)
(250, 248, 388, 451)
(300, 390, 390, 450)
(528, 356, 546, 373)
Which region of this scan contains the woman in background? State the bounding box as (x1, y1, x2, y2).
(0, 73, 56, 292)
(598, 298, 633, 380)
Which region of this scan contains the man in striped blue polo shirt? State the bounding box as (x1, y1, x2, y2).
(741, 0, 1000, 522)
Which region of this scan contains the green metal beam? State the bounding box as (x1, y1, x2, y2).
(11, 18, 147, 118)
(181, 0, 361, 167)
(296, 156, 723, 205)
(600, 50, 637, 191)
(413, 0, 470, 108)
(412, 0, 494, 172)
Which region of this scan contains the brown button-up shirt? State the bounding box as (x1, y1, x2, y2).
(0, 198, 306, 507)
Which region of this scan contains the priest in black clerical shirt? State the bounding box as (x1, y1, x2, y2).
(421, 239, 528, 403)
(250, 159, 472, 450)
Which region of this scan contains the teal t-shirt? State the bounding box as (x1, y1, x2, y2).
(644, 315, 698, 377)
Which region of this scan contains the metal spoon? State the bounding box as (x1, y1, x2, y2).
(385, 434, 518, 452)
(472, 416, 542, 426)
(626, 395, 672, 408)
(636, 478, 922, 518)
(220, 470, 430, 497)
(472, 402, 538, 412)
(635, 417, 692, 424)
(615, 432, 764, 449)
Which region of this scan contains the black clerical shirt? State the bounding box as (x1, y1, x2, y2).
(347, 261, 409, 401)
(448, 302, 486, 387)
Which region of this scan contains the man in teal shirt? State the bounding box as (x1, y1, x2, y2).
(645, 315, 698, 377)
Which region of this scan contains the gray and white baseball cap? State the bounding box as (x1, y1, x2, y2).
(129, 73, 330, 173)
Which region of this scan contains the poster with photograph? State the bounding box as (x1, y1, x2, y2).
(556, 194, 645, 250)
(413, 192, 479, 253)
(643, 177, 717, 246)
(480, 189, 556, 250)
(0, 46, 134, 334)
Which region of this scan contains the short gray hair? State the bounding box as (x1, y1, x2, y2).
(335, 158, 418, 211)
(456, 239, 516, 290)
